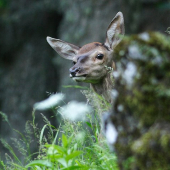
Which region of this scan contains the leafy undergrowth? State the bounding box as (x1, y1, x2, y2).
(0, 90, 118, 170)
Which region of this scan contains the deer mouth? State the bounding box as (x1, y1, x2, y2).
(70, 74, 87, 82)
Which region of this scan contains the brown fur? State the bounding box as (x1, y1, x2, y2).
(78, 42, 104, 54)
(90, 73, 114, 103)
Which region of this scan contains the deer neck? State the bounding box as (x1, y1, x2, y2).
(90, 73, 113, 103)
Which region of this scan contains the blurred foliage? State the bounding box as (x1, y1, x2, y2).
(157, 1, 170, 10)
(0, 0, 8, 9)
(112, 32, 170, 170)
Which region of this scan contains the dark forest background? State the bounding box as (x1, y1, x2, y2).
(0, 0, 169, 161)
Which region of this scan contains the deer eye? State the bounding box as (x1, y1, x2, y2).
(72, 61, 76, 65)
(96, 53, 104, 60)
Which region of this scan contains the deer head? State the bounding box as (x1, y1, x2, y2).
(47, 12, 125, 102)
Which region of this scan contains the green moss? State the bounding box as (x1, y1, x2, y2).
(112, 32, 170, 169)
(115, 33, 170, 126)
(122, 156, 135, 170)
(131, 123, 170, 170)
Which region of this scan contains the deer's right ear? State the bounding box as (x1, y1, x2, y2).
(46, 37, 80, 60)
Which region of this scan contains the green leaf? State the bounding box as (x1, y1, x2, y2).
(25, 160, 52, 168)
(34, 166, 43, 170)
(85, 121, 92, 128)
(51, 154, 63, 159)
(65, 151, 82, 161)
(57, 158, 67, 167)
(75, 160, 81, 166)
(68, 135, 73, 145)
(62, 134, 68, 148)
(47, 146, 58, 155)
(39, 124, 48, 146)
(60, 165, 88, 170)
(52, 124, 61, 145)
(45, 144, 66, 154)
(74, 143, 77, 151)
(63, 85, 89, 90)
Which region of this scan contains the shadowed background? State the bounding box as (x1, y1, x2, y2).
(0, 0, 169, 161)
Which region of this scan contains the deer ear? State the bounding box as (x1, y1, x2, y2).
(104, 12, 125, 50)
(46, 37, 80, 60)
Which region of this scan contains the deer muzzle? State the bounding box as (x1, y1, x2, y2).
(69, 66, 87, 82)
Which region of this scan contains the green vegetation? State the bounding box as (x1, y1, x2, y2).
(112, 32, 170, 170)
(0, 0, 8, 9)
(0, 90, 118, 170)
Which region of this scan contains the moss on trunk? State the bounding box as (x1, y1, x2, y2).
(112, 32, 170, 170)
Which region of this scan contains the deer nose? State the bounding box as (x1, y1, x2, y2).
(69, 67, 80, 77)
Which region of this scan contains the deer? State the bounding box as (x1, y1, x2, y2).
(46, 12, 125, 103)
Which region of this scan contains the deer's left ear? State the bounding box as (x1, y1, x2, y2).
(104, 12, 125, 50)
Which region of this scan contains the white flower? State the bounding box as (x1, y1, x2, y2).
(34, 93, 65, 110)
(59, 101, 92, 121)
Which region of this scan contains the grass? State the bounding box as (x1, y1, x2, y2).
(0, 89, 118, 170)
